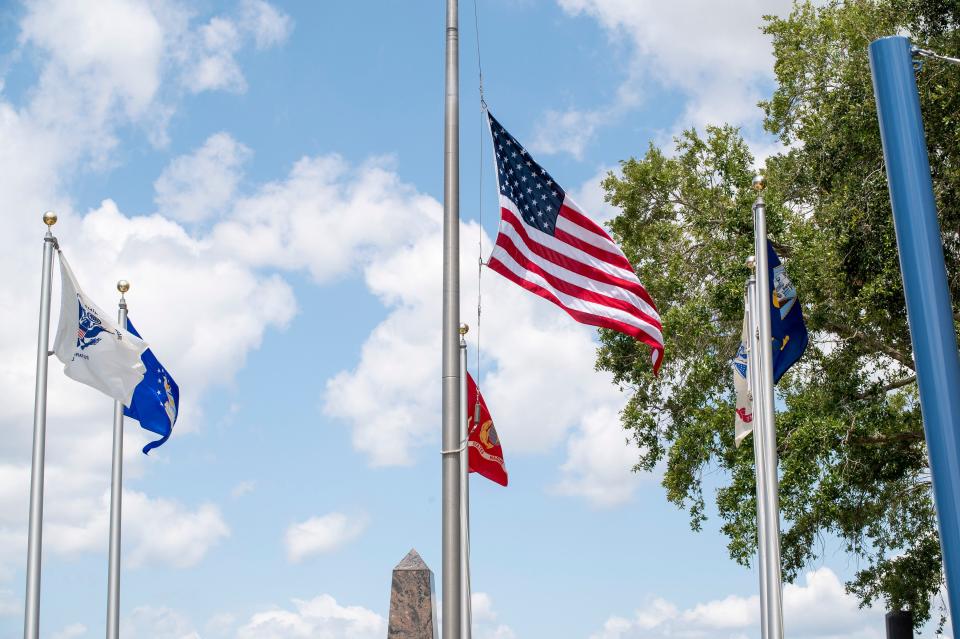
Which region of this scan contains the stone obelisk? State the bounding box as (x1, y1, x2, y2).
(388, 549, 437, 639)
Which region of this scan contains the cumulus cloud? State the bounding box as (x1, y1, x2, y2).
(320, 212, 648, 505)
(589, 567, 884, 639)
(542, 0, 795, 158)
(154, 132, 252, 222)
(470, 592, 517, 639)
(235, 594, 385, 639)
(285, 513, 368, 562)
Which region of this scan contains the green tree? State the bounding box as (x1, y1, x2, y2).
(596, 0, 960, 627)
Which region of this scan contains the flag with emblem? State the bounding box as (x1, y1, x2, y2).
(467, 373, 507, 487)
(732, 240, 808, 445)
(123, 319, 179, 454)
(485, 111, 664, 373)
(733, 311, 753, 447)
(52, 252, 148, 405)
(767, 241, 808, 382)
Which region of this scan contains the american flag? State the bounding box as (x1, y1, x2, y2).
(485, 111, 664, 373)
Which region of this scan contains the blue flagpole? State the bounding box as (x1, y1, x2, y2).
(869, 35, 960, 622)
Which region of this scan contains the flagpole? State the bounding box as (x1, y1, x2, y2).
(459, 324, 472, 639)
(746, 269, 771, 639)
(106, 280, 129, 639)
(441, 0, 462, 635)
(751, 175, 784, 639)
(24, 212, 58, 639)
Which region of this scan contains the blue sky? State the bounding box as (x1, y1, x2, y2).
(0, 1, 931, 638)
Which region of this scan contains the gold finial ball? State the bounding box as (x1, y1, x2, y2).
(117, 280, 130, 294)
(459, 323, 469, 335)
(42, 211, 57, 226)
(752, 174, 766, 191)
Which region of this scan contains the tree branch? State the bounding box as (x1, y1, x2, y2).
(824, 321, 915, 371)
(854, 375, 917, 400)
(847, 431, 925, 446)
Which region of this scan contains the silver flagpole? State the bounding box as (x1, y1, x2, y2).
(106, 280, 129, 639)
(459, 325, 472, 639)
(24, 211, 58, 639)
(442, 0, 462, 635)
(751, 175, 785, 639)
(746, 269, 770, 639)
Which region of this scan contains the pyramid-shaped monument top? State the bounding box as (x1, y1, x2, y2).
(395, 549, 429, 571)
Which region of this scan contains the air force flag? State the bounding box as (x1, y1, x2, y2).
(123, 319, 179, 454)
(53, 252, 147, 405)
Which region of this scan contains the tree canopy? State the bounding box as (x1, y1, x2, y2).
(596, 0, 960, 626)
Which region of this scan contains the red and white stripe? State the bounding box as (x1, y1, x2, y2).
(487, 194, 664, 373)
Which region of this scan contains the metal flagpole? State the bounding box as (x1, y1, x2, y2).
(459, 325, 472, 639)
(24, 211, 58, 639)
(106, 280, 129, 639)
(751, 175, 784, 639)
(441, 0, 462, 635)
(745, 270, 771, 639)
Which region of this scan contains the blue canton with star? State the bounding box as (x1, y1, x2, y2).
(489, 111, 565, 236)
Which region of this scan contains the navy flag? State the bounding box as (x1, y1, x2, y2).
(766, 240, 808, 382)
(123, 318, 179, 454)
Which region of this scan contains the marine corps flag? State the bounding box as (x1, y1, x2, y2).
(466, 373, 508, 487)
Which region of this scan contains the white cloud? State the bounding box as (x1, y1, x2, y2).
(470, 592, 517, 639)
(230, 480, 256, 499)
(122, 605, 201, 639)
(185, 16, 246, 94)
(0, 589, 18, 617)
(154, 132, 252, 222)
(321, 214, 648, 505)
(42, 489, 229, 568)
(240, 0, 294, 49)
(51, 623, 88, 639)
(531, 82, 642, 159)
(589, 567, 884, 639)
(552, 404, 645, 507)
(285, 513, 368, 563)
(235, 594, 385, 639)
(546, 0, 795, 158)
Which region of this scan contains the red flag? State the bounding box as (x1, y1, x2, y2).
(467, 373, 508, 486)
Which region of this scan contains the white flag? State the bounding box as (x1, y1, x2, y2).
(733, 311, 753, 447)
(53, 252, 147, 406)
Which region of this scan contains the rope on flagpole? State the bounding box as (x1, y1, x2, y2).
(473, 0, 485, 426)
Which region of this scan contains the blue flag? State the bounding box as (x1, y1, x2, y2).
(123, 318, 179, 454)
(766, 240, 808, 382)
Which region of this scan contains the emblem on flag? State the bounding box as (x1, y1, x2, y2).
(77, 300, 110, 350)
(124, 318, 180, 454)
(466, 373, 507, 487)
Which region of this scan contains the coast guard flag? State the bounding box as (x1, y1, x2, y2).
(733, 313, 753, 447)
(485, 111, 664, 373)
(732, 240, 808, 445)
(466, 373, 508, 486)
(123, 319, 179, 454)
(53, 252, 148, 406)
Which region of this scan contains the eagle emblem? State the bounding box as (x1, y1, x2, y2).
(76, 300, 110, 350)
(771, 263, 797, 319)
